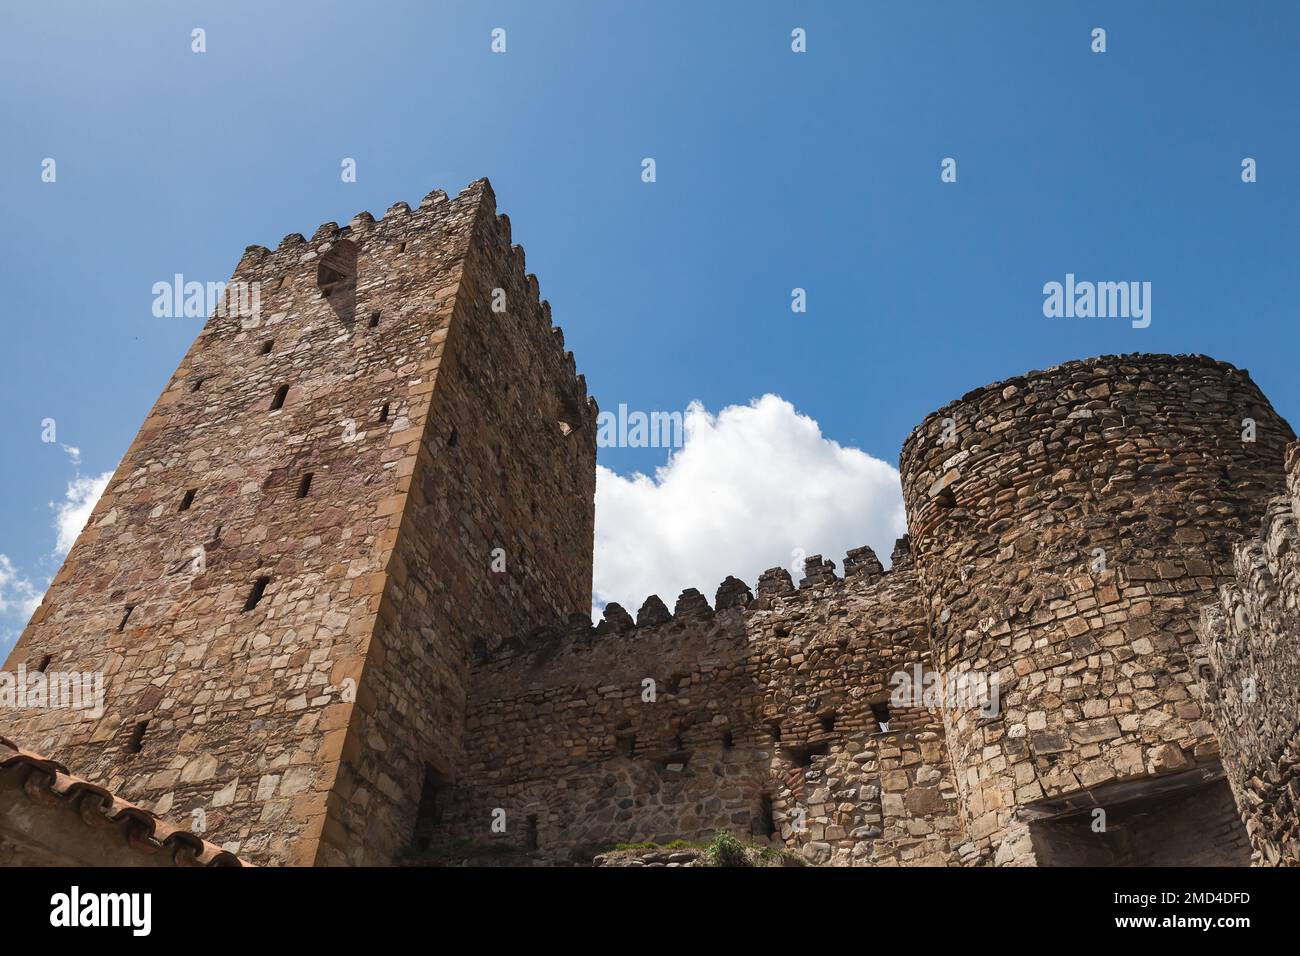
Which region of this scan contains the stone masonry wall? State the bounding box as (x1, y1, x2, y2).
(900, 354, 1294, 865)
(440, 539, 965, 866)
(1198, 441, 1300, 865)
(1, 180, 597, 866)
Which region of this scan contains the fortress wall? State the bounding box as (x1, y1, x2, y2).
(746, 544, 966, 866)
(1198, 441, 1300, 865)
(900, 354, 1294, 864)
(448, 597, 762, 861)
(440, 541, 965, 866)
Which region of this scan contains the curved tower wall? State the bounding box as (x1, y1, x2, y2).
(899, 354, 1293, 863)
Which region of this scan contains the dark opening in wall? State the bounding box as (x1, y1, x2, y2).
(396, 241, 407, 253)
(35, 654, 52, 673)
(243, 576, 270, 612)
(368, 311, 380, 328)
(615, 734, 636, 757)
(1026, 770, 1249, 867)
(755, 794, 777, 839)
(766, 721, 782, 743)
(870, 701, 892, 733)
(126, 721, 148, 755)
(525, 814, 539, 851)
(316, 239, 357, 297)
(936, 488, 957, 509)
(178, 489, 196, 512)
(412, 764, 450, 849)
(270, 384, 289, 411)
(261, 340, 274, 355)
(785, 741, 830, 769)
(448, 428, 459, 448)
(379, 402, 390, 424)
(190, 377, 206, 393)
(818, 713, 837, 734)
(297, 473, 314, 498)
(118, 606, 135, 632)
(722, 729, 734, 750)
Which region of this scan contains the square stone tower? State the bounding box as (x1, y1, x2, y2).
(2, 180, 597, 865)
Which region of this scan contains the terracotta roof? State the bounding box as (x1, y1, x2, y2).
(0, 736, 246, 867)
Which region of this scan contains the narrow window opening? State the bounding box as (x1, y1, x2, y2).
(525, 814, 539, 852)
(396, 241, 407, 253)
(722, 729, 734, 750)
(412, 765, 449, 850)
(448, 428, 459, 448)
(378, 402, 390, 424)
(261, 339, 274, 355)
(368, 311, 380, 328)
(870, 701, 892, 733)
(35, 654, 52, 673)
(178, 489, 197, 512)
(818, 712, 837, 734)
(615, 734, 636, 757)
(243, 576, 271, 612)
(755, 794, 777, 839)
(766, 721, 782, 743)
(270, 384, 289, 411)
(118, 606, 135, 632)
(190, 377, 206, 392)
(936, 489, 957, 510)
(297, 473, 314, 499)
(126, 721, 148, 755)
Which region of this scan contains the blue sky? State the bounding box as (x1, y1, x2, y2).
(2, 1, 1298, 650)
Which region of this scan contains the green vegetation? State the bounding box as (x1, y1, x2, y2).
(705, 830, 749, 867)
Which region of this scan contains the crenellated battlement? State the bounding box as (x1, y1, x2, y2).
(219, 180, 594, 426)
(470, 537, 915, 670)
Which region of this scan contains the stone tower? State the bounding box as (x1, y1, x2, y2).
(900, 354, 1294, 865)
(1, 180, 597, 865)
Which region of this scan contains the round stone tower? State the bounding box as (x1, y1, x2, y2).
(899, 354, 1294, 865)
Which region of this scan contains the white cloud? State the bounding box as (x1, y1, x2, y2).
(593, 394, 906, 617)
(53, 472, 113, 556)
(0, 452, 113, 660)
(0, 554, 42, 619)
